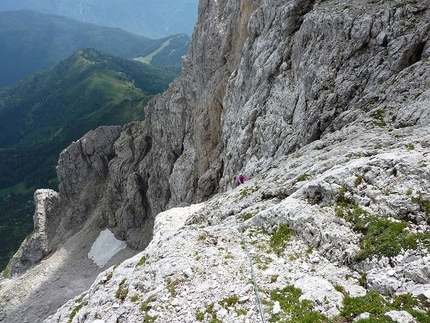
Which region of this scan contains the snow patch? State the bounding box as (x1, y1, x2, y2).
(88, 229, 127, 267)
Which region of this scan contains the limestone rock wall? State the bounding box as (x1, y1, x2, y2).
(7, 189, 60, 276)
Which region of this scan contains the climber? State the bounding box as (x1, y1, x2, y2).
(237, 174, 248, 185)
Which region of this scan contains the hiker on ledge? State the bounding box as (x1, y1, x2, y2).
(237, 174, 248, 185)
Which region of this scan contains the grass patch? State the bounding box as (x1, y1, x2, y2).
(406, 143, 415, 150)
(219, 294, 239, 308)
(240, 212, 255, 221)
(270, 223, 295, 256)
(68, 303, 84, 323)
(337, 291, 430, 322)
(239, 186, 259, 199)
(411, 193, 430, 214)
(339, 291, 393, 320)
(355, 216, 429, 261)
(115, 278, 128, 301)
(270, 274, 279, 283)
(1, 263, 10, 278)
(269, 284, 329, 322)
(252, 254, 273, 270)
(370, 108, 387, 127)
(335, 198, 430, 261)
(140, 295, 156, 312)
(136, 255, 147, 266)
(131, 294, 139, 302)
(297, 173, 311, 182)
(204, 303, 221, 322)
(195, 310, 205, 321)
(166, 278, 186, 298)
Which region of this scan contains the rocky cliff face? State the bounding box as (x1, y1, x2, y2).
(1, 0, 430, 322)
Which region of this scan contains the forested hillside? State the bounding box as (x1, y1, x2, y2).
(0, 10, 189, 86)
(0, 48, 180, 270)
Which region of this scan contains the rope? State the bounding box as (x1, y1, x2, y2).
(239, 228, 267, 323)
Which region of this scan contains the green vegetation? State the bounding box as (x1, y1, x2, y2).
(297, 173, 312, 182)
(136, 255, 147, 266)
(270, 274, 279, 283)
(166, 278, 186, 298)
(406, 143, 415, 150)
(335, 189, 430, 261)
(239, 185, 260, 199)
(68, 293, 87, 323)
(370, 108, 387, 127)
(195, 310, 205, 321)
(252, 254, 274, 270)
(75, 293, 87, 303)
(268, 285, 329, 322)
(355, 215, 430, 261)
(131, 294, 139, 302)
(341, 291, 391, 318)
(270, 223, 295, 256)
(68, 303, 84, 323)
(337, 291, 430, 322)
(393, 0, 418, 9)
(266, 284, 430, 323)
(219, 294, 239, 308)
(239, 212, 255, 221)
(140, 295, 156, 312)
(411, 193, 430, 214)
(202, 303, 222, 323)
(115, 278, 128, 301)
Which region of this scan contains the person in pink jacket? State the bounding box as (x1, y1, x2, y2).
(237, 174, 248, 185)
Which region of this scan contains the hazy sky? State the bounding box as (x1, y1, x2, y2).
(0, 0, 199, 38)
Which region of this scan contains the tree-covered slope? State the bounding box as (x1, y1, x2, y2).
(0, 48, 180, 270)
(0, 9, 189, 87)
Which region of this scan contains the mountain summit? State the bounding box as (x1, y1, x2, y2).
(1, 0, 430, 322)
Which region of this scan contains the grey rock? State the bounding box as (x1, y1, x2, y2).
(385, 310, 416, 323)
(7, 189, 60, 276)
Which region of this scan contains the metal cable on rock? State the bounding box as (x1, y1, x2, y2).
(239, 228, 267, 323)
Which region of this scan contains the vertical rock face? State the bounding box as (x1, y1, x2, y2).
(8, 189, 60, 276)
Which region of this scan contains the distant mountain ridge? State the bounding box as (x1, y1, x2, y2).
(0, 0, 198, 39)
(0, 48, 180, 271)
(0, 9, 189, 87)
